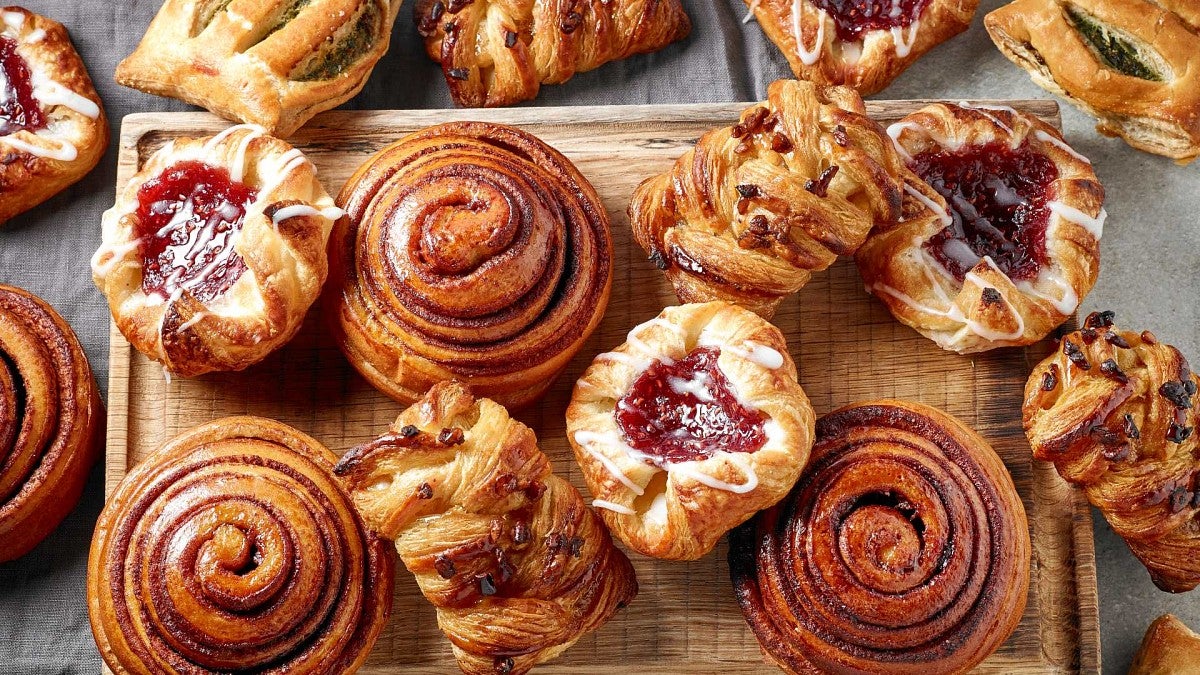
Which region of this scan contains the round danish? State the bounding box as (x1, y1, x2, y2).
(0, 6, 107, 224)
(856, 102, 1104, 353)
(91, 124, 342, 377)
(565, 301, 815, 560)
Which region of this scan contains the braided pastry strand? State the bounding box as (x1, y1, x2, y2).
(1024, 311, 1200, 592)
(335, 380, 638, 675)
(629, 78, 905, 318)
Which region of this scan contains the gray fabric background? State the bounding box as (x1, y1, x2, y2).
(0, 0, 1196, 672)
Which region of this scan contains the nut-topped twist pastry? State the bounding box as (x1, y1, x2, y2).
(415, 0, 691, 107)
(730, 400, 1030, 674)
(116, 0, 402, 136)
(0, 284, 102, 562)
(88, 417, 394, 674)
(629, 78, 904, 318)
(335, 381, 638, 675)
(327, 121, 612, 408)
(1024, 311, 1200, 592)
(1130, 614, 1200, 675)
(857, 102, 1104, 353)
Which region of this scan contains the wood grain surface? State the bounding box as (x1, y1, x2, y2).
(104, 101, 1100, 674)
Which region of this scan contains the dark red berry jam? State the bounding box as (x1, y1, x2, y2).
(0, 35, 46, 135)
(616, 347, 768, 464)
(812, 0, 929, 43)
(135, 161, 257, 303)
(912, 141, 1058, 281)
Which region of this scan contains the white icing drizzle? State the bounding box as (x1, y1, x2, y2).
(175, 312, 210, 333)
(257, 149, 309, 198)
(270, 204, 346, 225)
(903, 182, 951, 226)
(958, 101, 1018, 136)
(891, 20, 920, 57)
(726, 341, 785, 369)
(670, 455, 759, 494)
(591, 499, 636, 516)
(594, 350, 654, 370)
(1, 133, 77, 161)
(667, 372, 714, 402)
(1016, 274, 1079, 316)
(90, 237, 142, 278)
(887, 120, 963, 158)
(962, 260, 1026, 341)
(1047, 201, 1106, 239)
(791, 0, 824, 66)
(32, 73, 100, 119)
(25, 28, 44, 43)
(1033, 130, 1092, 164)
(573, 430, 646, 496)
(742, 0, 762, 24)
(229, 126, 265, 182)
(162, 366, 173, 384)
(2, 11, 24, 30)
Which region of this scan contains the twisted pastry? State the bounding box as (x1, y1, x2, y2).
(1023, 311, 1200, 592)
(327, 121, 612, 408)
(0, 284, 101, 562)
(729, 400, 1030, 674)
(88, 417, 393, 674)
(1130, 614, 1200, 674)
(335, 381, 638, 675)
(629, 78, 904, 318)
(415, 0, 691, 107)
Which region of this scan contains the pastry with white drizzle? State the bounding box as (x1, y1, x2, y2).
(565, 301, 815, 560)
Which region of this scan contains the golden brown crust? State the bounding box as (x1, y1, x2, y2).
(87, 416, 394, 674)
(92, 125, 340, 377)
(1023, 312, 1200, 592)
(415, 0, 691, 107)
(1130, 614, 1200, 675)
(335, 381, 637, 675)
(0, 6, 108, 224)
(629, 78, 904, 318)
(565, 302, 814, 560)
(115, 0, 402, 136)
(327, 121, 612, 409)
(0, 284, 102, 562)
(986, 0, 1200, 162)
(729, 399, 1030, 675)
(856, 102, 1103, 353)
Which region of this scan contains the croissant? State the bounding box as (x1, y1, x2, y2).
(415, 0, 691, 107)
(629, 78, 904, 318)
(1024, 311, 1200, 592)
(1130, 614, 1200, 675)
(335, 381, 638, 675)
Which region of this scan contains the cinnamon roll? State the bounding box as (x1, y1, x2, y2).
(88, 417, 393, 674)
(328, 121, 612, 408)
(0, 284, 102, 562)
(729, 400, 1030, 674)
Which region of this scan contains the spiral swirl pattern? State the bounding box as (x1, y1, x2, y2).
(329, 121, 612, 408)
(0, 284, 102, 562)
(88, 417, 393, 674)
(729, 400, 1029, 674)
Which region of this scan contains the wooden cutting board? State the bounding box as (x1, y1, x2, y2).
(105, 101, 1100, 674)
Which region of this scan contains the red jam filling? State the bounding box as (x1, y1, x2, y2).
(135, 161, 257, 303)
(616, 347, 768, 464)
(912, 141, 1058, 282)
(812, 0, 929, 43)
(0, 35, 45, 135)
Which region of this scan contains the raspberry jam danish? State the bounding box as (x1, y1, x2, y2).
(565, 302, 815, 560)
(92, 125, 342, 377)
(856, 102, 1104, 353)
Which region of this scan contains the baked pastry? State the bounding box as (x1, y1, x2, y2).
(730, 400, 1030, 674)
(0, 6, 107, 224)
(857, 102, 1104, 353)
(1024, 312, 1200, 592)
(1130, 614, 1200, 675)
(986, 0, 1200, 162)
(629, 78, 904, 318)
(327, 121, 612, 408)
(744, 0, 979, 95)
(565, 301, 815, 560)
(335, 380, 637, 675)
(89, 417, 393, 674)
(92, 124, 341, 377)
(116, 0, 402, 136)
(0, 284, 102, 562)
(415, 0, 691, 107)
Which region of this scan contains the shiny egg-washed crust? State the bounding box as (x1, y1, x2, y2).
(0, 284, 102, 562)
(856, 102, 1103, 353)
(116, 0, 402, 137)
(92, 125, 340, 377)
(986, 0, 1200, 162)
(415, 0, 691, 107)
(746, 0, 978, 95)
(629, 78, 904, 319)
(565, 302, 815, 561)
(335, 381, 638, 675)
(730, 400, 1030, 675)
(1023, 312, 1200, 593)
(88, 416, 394, 674)
(0, 7, 107, 224)
(1130, 615, 1200, 675)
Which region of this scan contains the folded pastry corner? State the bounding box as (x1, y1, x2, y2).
(1130, 614, 1200, 674)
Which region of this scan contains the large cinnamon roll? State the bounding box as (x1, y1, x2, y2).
(729, 400, 1030, 674)
(88, 417, 393, 674)
(0, 284, 102, 562)
(327, 121, 612, 408)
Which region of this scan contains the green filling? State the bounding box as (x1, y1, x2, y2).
(193, 0, 234, 35)
(293, 2, 378, 81)
(263, 0, 314, 40)
(1066, 6, 1163, 81)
